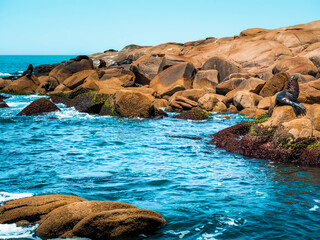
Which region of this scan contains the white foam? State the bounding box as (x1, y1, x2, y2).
(55, 108, 96, 119)
(310, 205, 319, 211)
(166, 230, 190, 239)
(0, 192, 33, 204)
(0, 73, 11, 77)
(0, 224, 38, 239)
(314, 199, 320, 203)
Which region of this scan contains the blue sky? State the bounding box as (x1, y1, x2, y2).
(0, 0, 319, 55)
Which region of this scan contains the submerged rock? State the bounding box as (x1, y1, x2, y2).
(17, 98, 61, 116)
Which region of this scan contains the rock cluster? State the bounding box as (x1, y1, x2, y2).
(0, 194, 166, 240)
(1, 20, 319, 120)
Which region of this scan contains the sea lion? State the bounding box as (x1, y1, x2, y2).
(41, 82, 55, 92)
(109, 58, 133, 67)
(98, 59, 107, 68)
(70, 55, 89, 61)
(275, 74, 306, 116)
(22, 64, 33, 79)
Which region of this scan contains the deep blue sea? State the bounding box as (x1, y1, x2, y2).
(1, 56, 320, 240)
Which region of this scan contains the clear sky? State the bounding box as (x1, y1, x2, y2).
(0, 0, 319, 55)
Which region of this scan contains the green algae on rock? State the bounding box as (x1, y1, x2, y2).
(172, 107, 211, 120)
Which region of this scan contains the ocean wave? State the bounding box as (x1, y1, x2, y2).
(0, 192, 33, 204)
(55, 108, 97, 119)
(0, 73, 11, 77)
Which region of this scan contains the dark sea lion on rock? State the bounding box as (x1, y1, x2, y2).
(41, 83, 55, 92)
(275, 74, 306, 116)
(71, 55, 89, 61)
(98, 59, 107, 68)
(109, 58, 133, 67)
(22, 64, 33, 79)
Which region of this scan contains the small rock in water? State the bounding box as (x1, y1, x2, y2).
(17, 98, 61, 116)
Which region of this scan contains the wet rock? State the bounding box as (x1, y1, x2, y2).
(170, 136, 202, 140)
(150, 62, 196, 97)
(49, 95, 72, 106)
(202, 56, 243, 82)
(36, 201, 137, 239)
(70, 208, 166, 240)
(172, 108, 211, 120)
(17, 98, 61, 116)
(259, 73, 289, 97)
(0, 99, 9, 108)
(0, 195, 86, 224)
(70, 91, 110, 114)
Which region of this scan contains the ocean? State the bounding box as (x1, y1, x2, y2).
(1, 56, 320, 240)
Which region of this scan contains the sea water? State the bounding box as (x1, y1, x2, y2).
(1, 56, 320, 240)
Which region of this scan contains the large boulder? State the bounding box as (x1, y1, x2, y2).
(272, 57, 318, 76)
(63, 70, 97, 90)
(17, 98, 61, 116)
(70, 208, 166, 240)
(233, 91, 262, 110)
(100, 89, 155, 118)
(215, 77, 244, 95)
(36, 201, 137, 239)
(160, 54, 202, 70)
(202, 56, 243, 82)
(99, 68, 135, 81)
(281, 118, 313, 139)
(150, 62, 196, 97)
(48, 58, 94, 85)
(259, 72, 289, 97)
(298, 79, 320, 103)
(198, 93, 226, 111)
(130, 54, 164, 85)
(0, 78, 12, 90)
(193, 70, 218, 90)
(0, 195, 166, 240)
(70, 91, 110, 114)
(34, 64, 54, 77)
(3, 75, 40, 94)
(0, 195, 86, 224)
(262, 106, 297, 127)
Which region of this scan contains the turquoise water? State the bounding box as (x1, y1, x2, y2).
(0, 55, 76, 77)
(1, 56, 320, 240)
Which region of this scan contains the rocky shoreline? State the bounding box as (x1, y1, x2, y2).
(1, 20, 320, 239)
(0, 21, 320, 154)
